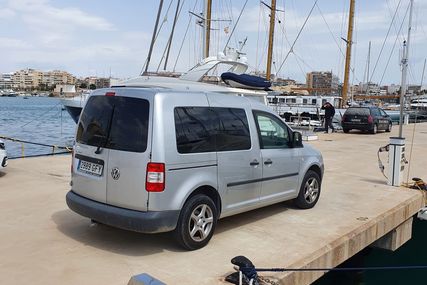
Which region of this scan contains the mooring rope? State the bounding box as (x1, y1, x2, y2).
(0, 135, 72, 159)
(251, 265, 427, 272)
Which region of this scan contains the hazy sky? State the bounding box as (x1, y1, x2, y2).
(1, 0, 426, 85)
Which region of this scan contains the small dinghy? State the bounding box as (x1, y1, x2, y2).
(221, 72, 271, 90)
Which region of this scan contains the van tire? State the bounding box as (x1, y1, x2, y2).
(343, 128, 350, 133)
(386, 122, 392, 132)
(174, 195, 217, 250)
(294, 170, 321, 209)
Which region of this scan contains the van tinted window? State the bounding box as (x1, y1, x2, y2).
(77, 95, 149, 152)
(174, 107, 251, 153)
(215, 108, 251, 151)
(174, 107, 218, 153)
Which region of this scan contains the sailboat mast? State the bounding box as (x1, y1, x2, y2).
(420, 58, 426, 88)
(367, 41, 371, 85)
(163, 0, 181, 70)
(398, 0, 414, 137)
(266, 0, 276, 81)
(204, 0, 212, 58)
(366, 41, 371, 94)
(341, 0, 355, 108)
(143, 0, 164, 74)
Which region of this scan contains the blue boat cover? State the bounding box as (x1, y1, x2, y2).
(221, 72, 271, 89)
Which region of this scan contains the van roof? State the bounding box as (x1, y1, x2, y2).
(93, 87, 271, 113)
(112, 76, 268, 97)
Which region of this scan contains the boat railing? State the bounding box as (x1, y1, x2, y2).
(287, 115, 320, 131)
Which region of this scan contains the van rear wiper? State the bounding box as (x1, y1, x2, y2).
(94, 134, 107, 154)
(95, 105, 116, 154)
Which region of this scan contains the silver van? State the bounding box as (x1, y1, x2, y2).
(66, 88, 324, 250)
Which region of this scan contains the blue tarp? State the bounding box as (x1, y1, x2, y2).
(221, 72, 271, 89)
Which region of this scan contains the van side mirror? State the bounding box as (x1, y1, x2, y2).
(291, 131, 303, 148)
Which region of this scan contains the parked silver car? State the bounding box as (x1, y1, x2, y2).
(66, 88, 324, 250)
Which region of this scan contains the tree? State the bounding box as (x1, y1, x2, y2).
(79, 82, 87, 89)
(89, 84, 96, 90)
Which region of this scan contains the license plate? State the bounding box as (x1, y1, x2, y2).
(351, 119, 361, 122)
(78, 160, 103, 176)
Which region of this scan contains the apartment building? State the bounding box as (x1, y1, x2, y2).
(0, 73, 14, 89)
(306, 71, 339, 95)
(7, 69, 76, 90)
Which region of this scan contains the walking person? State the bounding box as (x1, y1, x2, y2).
(321, 102, 335, 133)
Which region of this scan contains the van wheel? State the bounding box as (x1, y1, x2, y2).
(343, 128, 350, 133)
(370, 124, 378, 134)
(386, 122, 392, 132)
(174, 195, 217, 250)
(294, 170, 321, 209)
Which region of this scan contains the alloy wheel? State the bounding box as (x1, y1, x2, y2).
(304, 177, 319, 204)
(188, 204, 214, 242)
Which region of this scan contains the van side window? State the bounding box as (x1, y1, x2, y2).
(254, 111, 290, 149)
(174, 107, 251, 153)
(174, 107, 218, 153)
(215, 108, 251, 151)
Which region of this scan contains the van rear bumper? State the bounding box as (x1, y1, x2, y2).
(66, 191, 179, 233)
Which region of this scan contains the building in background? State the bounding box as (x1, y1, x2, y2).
(274, 77, 297, 87)
(78, 76, 120, 89)
(306, 71, 339, 95)
(8, 69, 76, 91)
(0, 73, 14, 89)
(53, 84, 76, 97)
(387, 84, 400, 95)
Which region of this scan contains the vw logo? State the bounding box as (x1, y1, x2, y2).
(111, 167, 120, 180)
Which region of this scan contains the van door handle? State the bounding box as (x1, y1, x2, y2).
(264, 159, 273, 165)
(250, 160, 260, 166)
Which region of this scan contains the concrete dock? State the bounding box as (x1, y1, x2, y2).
(1, 124, 426, 285)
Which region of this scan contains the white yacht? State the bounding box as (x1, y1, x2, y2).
(61, 50, 269, 123)
(60, 91, 90, 123)
(267, 94, 342, 121)
(410, 96, 427, 114)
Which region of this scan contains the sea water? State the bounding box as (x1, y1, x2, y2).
(313, 218, 427, 285)
(0, 96, 76, 158)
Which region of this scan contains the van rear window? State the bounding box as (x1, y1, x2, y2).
(76, 96, 149, 152)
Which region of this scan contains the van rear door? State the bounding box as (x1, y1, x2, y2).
(104, 92, 151, 211)
(73, 95, 114, 203)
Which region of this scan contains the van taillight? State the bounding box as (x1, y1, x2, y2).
(146, 163, 165, 192)
(341, 115, 346, 122)
(368, 115, 373, 123)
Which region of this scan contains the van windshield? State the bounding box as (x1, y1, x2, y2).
(76, 95, 149, 152)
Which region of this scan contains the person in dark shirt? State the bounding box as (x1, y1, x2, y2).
(321, 102, 335, 133)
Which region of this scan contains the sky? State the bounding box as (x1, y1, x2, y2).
(0, 0, 426, 85)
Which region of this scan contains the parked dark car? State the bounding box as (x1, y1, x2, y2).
(341, 106, 393, 134)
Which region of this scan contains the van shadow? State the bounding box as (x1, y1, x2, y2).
(0, 171, 6, 177)
(215, 202, 292, 234)
(53, 202, 294, 257)
(52, 210, 182, 256)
